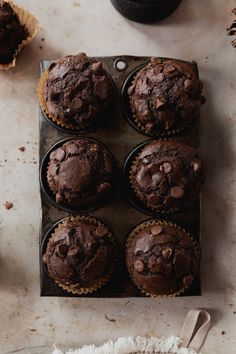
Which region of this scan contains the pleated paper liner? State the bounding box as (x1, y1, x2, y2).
(121, 60, 199, 138)
(38, 64, 117, 133)
(0, 0, 38, 70)
(43, 215, 118, 295)
(125, 219, 200, 298)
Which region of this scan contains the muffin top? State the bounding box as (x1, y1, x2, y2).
(126, 222, 198, 296)
(128, 58, 205, 134)
(42, 53, 114, 128)
(130, 140, 203, 212)
(47, 139, 115, 209)
(43, 218, 114, 288)
(0, 0, 28, 64)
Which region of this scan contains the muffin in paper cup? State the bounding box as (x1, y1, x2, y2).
(42, 215, 118, 295)
(0, 0, 38, 70)
(37, 53, 115, 131)
(128, 140, 204, 214)
(127, 57, 204, 137)
(125, 219, 199, 298)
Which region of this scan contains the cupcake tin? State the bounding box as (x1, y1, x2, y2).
(39, 55, 201, 297)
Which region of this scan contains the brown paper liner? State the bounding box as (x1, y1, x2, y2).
(37, 69, 80, 130)
(129, 142, 181, 215)
(0, 0, 38, 70)
(126, 219, 200, 298)
(128, 74, 194, 137)
(46, 215, 117, 295)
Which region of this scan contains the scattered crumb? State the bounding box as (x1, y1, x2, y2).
(234, 311, 236, 314)
(18, 146, 25, 152)
(105, 314, 116, 322)
(221, 331, 226, 335)
(125, 301, 130, 306)
(4, 201, 13, 210)
(29, 328, 37, 332)
(39, 46, 43, 50)
(41, 37, 45, 42)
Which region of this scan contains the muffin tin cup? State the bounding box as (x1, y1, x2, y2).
(41, 215, 118, 295)
(40, 136, 118, 214)
(121, 59, 199, 139)
(0, 0, 38, 70)
(37, 66, 117, 134)
(125, 219, 200, 298)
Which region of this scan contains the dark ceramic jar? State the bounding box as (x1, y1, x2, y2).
(110, 0, 182, 23)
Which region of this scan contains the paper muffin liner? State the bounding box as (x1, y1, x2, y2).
(125, 219, 200, 298)
(37, 69, 80, 130)
(45, 215, 117, 295)
(0, 0, 38, 70)
(129, 141, 181, 215)
(128, 72, 196, 138)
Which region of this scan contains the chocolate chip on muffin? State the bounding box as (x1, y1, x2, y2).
(41, 53, 114, 129)
(128, 58, 205, 135)
(46, 138, 115, 209)
(43, 217, 116, 292)
(0, 0, 28, 64)
(126, 221, 199, 296)
(130, 140, 203, 212)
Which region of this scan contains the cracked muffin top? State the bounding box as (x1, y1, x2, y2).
(130, 140, 203, 212)
(46, 138, 115, 210)
(128, 58, 205, 135)
(42, 52, 114, 129)
(43, 218, 115, 288)
(126, 221, 199, 296)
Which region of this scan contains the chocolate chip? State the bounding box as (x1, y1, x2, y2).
(160, 162, 172, 174)
(95, 225, 107, 237)
(183, 274, 194, 287)
(68, 246, 79, 257)
(56, 244, 69, 256)
(97, 182, 111, 194)
(147, 193, 160, 206)
(192, 159, 202, 172)
(150, 225, 163, 235)
(162, 248, 173, 259)
(155, 97, 166, 109)
(56, 192, 63, 203)
(128, 85, 135, 95)
(171, 186, 184, 199)
(91, 62, 103, 73)
(71, 97, 83, 110)
(134, 260, 144, 272)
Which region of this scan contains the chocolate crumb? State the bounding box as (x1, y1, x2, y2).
(221, 331, 226, 335)
(39, 46, 43, 50)
(4, 201, 13, 210)
(29, 328, 37, 332)
(105, 314, 116, 322)
(18, 146, 25, 152)
(41, 37, 45, 42)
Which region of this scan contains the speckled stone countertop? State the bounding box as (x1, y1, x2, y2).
(0, 0, 236, 353)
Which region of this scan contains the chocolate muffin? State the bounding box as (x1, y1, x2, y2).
(130, 140, 203, 212)
(128, 58, 205, 135)
(126, 220, 199, 296)
(43, 216, 117, 293)
(40, 53, 114, 129)
(0, 0, 28, 64)
(46, 138, 115, 210)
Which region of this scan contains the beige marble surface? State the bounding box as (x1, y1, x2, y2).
(0, 0, 236, 352)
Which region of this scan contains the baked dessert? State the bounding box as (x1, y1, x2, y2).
(39, 53, 114, 130)
(46, 138, 115, 210)
(43, 216, 117, 294)
(130, 140, 203, 212)
(126, 220, 199, 296)
(128, 58, 205, 135)
(0, 0, 28, 64)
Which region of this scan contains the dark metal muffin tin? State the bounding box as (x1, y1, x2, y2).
(39, 55, 201, 297)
